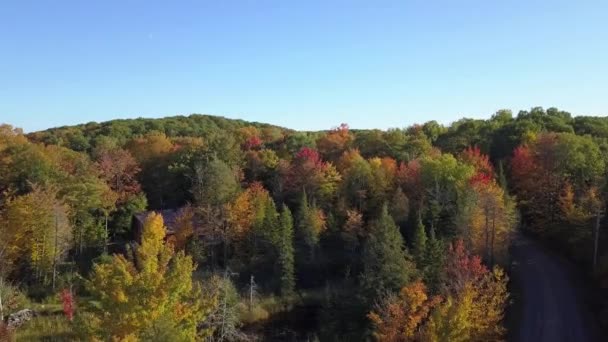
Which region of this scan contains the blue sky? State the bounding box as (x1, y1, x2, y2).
(1, 1, 607, 132)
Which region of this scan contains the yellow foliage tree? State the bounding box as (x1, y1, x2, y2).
(370, 243, 509, 342)
(84, 213, 217, 341)
(469, 267, 509, 340)
(423, 285, 474, 342)
(225, 182, 272, 244)
(368, 280, 441, 341)
(423, 267, 508, 342)
(468, 181, 515, 265)
(0, 185, 71, 285)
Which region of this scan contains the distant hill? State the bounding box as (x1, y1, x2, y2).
(24, 108, 608, 159)
(27, 113, 291, 151)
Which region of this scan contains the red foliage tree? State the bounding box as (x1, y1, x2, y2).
(510, 145, 536, 187)
(242, 135, 263, 150)
(96, 148, 142, 202)
(397, 160, 424, 211)
(470, 171, 492, 186)
(445, 239, 487, 292)
(316, 123, 353, 162)
(510, 141, 564, 234)
(60, 288, 75, 321)
(461, 146, 494, 180)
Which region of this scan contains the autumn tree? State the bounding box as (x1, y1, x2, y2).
(423, 285, 475, 342)
(510, 132, 605, 252)
(338, 150, 373, 213)
(368, 280, 441, 342)
(341, 209, 365, 251)
(244, 148, 279, 185)
(467, 176, 516, 265)
(0, 126, 56, 197)
(84, 213, 217, 341)
(397, 160, 424, 213)
(42, 145, 115, 253)
(469, 267, 509, 340)
(95, 147, 142, 202)
(169, 205, 195, 251)
(0, 185, 72, 286)
(126, 131, 175, 208)
(237, 126, 263, 150)
(284, 147, 341, 206)
(95, 146, 144, 241)
(368, 157, 398, 215)
(224, 182, 274, 271)
(296, 192, 327, 262)
(317, 123, 354, 162)
(460, 146, 494, 180)
(422, 240, 509, 341)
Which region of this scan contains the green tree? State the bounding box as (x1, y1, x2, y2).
(277, 205, 296, 297)
(420, 154, 475, 236)
(360, 205, 413, 300)
(412, 216, 427, 266)
(423, 228, 445, 292)
(296, 192, 327, 262)
(389, 187, 409, 226)
(192, 159, 239, 209)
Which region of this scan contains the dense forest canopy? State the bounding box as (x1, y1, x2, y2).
(2, 107, 608, 340)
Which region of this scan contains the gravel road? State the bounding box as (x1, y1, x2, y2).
(510, 235, 600, 342)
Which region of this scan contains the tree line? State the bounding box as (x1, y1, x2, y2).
(1, 107, 608, 340)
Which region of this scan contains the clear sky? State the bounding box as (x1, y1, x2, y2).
(1, 0, 607, 132)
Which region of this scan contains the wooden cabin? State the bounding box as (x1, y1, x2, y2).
(133, 208, 185, 242)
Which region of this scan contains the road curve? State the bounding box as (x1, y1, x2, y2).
(510, 234, 600, 342)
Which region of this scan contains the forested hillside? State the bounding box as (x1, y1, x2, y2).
(2, 108, 608, 341)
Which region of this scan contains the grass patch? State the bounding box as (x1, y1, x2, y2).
(14, 315, 76, 342)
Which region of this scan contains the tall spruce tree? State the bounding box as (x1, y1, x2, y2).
(296, 191, 326, 261)
(360, 204, 413, 300)
(412, 216, 428, 266)
(423, 227, 445, 292)
(278, 205, 296, 297)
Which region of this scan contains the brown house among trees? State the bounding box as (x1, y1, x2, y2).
(133, 209, 180, 240)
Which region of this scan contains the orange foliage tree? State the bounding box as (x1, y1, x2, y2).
(317, 123, 353, 162)
(368, 281, 441, 342)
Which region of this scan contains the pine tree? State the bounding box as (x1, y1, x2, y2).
(296, 192, 326, 261)
(360, 204, 413, 300)
(260, 198, 279, 243)
(423, 227, 445, 292)
(297, 192, 311, 241)
(278, 205, 296, 297)
(497, 160, 508, 193)
(389, 187, 409, 226)
(412, 216, 427, 266)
